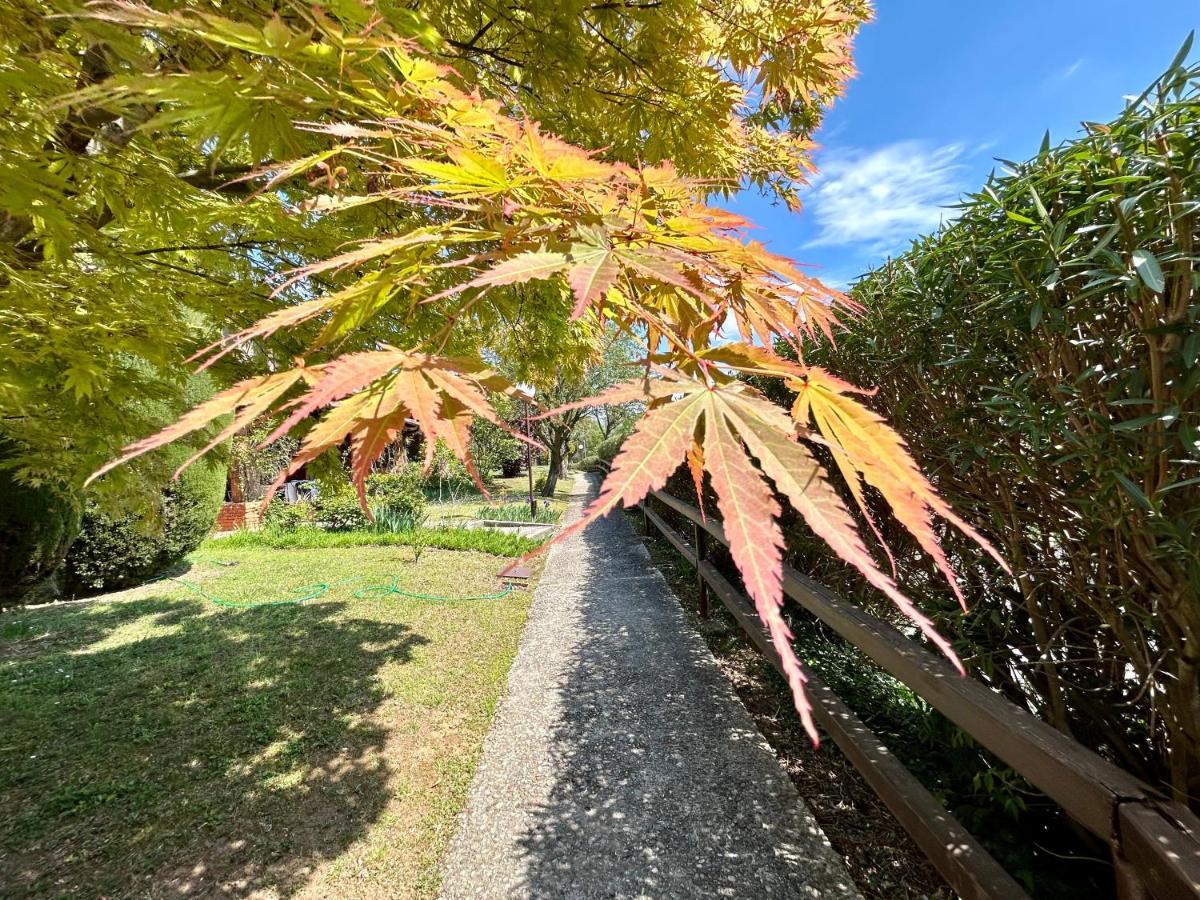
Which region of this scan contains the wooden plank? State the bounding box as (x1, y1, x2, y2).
(642, 504, 1029, 900)
(1118, 802, 1200, 900)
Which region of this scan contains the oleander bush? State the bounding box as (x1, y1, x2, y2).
(762, 53, 1200, 807)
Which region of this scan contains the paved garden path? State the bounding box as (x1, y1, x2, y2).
(439, 474, 858, 899)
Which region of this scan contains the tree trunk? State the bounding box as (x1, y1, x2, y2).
(541, 433, 566, 497)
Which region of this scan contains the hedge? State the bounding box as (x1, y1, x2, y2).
(769, 53, 1200, 808)
(63, 461, 227, 595)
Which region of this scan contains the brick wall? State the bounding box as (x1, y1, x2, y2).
(214, 502, 246, 532)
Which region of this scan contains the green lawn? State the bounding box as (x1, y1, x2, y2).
(0, 544, 534, 898)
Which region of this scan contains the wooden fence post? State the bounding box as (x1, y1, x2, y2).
(693, 521, 709, 619)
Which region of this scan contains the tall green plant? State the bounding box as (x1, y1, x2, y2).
(774, 44, 1200, 806)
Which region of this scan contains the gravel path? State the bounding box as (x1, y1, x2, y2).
(439, 474, 859, 899)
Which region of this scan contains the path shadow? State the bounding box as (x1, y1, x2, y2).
(1, 592, 426, 898)
(505, 477, 852, 898)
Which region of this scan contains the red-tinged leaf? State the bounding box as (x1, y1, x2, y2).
(702, 397, 814, 740)
(567, 246, 619, 319)
(424, 368, 540, 452)
(795, 369, 1010, 605)
(532, 376, 677, 421)
(624, 247, 719, 308)
(262, 349, 411, 446)
(699, 343, 808, 380)
(259, 384, 406, 510)
(85, 370, 305, 487)
(396, 368, 442, 469)
(188, 297, 334, 370)
(547, 388, 706, 548)
(349, 410, 408, 515)
(428, 395, 490, 497)
(273, 230, 461, 296)
(467, 251, 570, 290)
(717, 391, 962, 671)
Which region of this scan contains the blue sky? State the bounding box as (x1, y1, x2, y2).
(728, 0, 1200, 289)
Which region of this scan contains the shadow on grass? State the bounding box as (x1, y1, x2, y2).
(1, 593, 426, 898)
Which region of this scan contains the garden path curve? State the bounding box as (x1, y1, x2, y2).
(439, 473, 858, 899)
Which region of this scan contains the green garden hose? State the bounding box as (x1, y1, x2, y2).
(351, 576, 513, 602)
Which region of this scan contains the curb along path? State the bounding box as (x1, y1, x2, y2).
(439, 474, 859, 899)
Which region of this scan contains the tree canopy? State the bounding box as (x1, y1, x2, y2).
(0, 0, 1009, 738)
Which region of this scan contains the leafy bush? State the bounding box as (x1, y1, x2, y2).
(477, 502, 563, 524)
(209, 525, 543, 557)
(532, 473, 548, 494)
(469, 418, 524, 480)
(367, 470, 427, 523)
(0, 441, 82, 605)
(262, 499, 313, 531)
(64, 461, 226, 594)
(311, 489, 369, 532)
(766, 56, 1200, 806)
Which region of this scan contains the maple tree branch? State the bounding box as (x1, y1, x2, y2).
(445, 38, 523, 70)
(129, 240, 273, 256)
(175, 166, 259, 194)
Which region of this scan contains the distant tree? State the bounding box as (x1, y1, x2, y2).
(529, 331, 639, 497)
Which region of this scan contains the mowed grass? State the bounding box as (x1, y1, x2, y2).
(0, 544, 534, 899)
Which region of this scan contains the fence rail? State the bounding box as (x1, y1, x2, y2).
(603, 462, 1200, 899)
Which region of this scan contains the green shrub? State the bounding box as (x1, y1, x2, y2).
(64, 461, 226, 595)
(312, 488, 369, 532)
(367, 470, 427, 523)
(263, 498, 314, 530)
(762, 55, 1200, 807)
(532, 473, 548, 494)
(208, 525, 543, 557)
(0, 442, 82, 605)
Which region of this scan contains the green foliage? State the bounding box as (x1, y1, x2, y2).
(312, 489, 369, 532)
(773, 52, 1200, 806)
(477, 502, 563, 524)
(468, 418, 524, 480)
(228, 423, 299, 502)
(0, 442, 81, 605)
(212, 525, 542, 557)
(583, 431, 630, 471)
(264, 470, 428, 533)
(63, 461, 227, 595)
(262, 498, 313, 531)
(366, 470, 429, 531)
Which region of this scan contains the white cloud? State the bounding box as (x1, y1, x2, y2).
(802, 141, 967, 253)
(1062, 58, 1085, 79)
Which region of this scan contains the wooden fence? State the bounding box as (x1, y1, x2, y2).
(607, 465, 1200, 899)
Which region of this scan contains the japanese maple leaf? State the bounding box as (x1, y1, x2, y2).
(538, 374, 967, 742)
